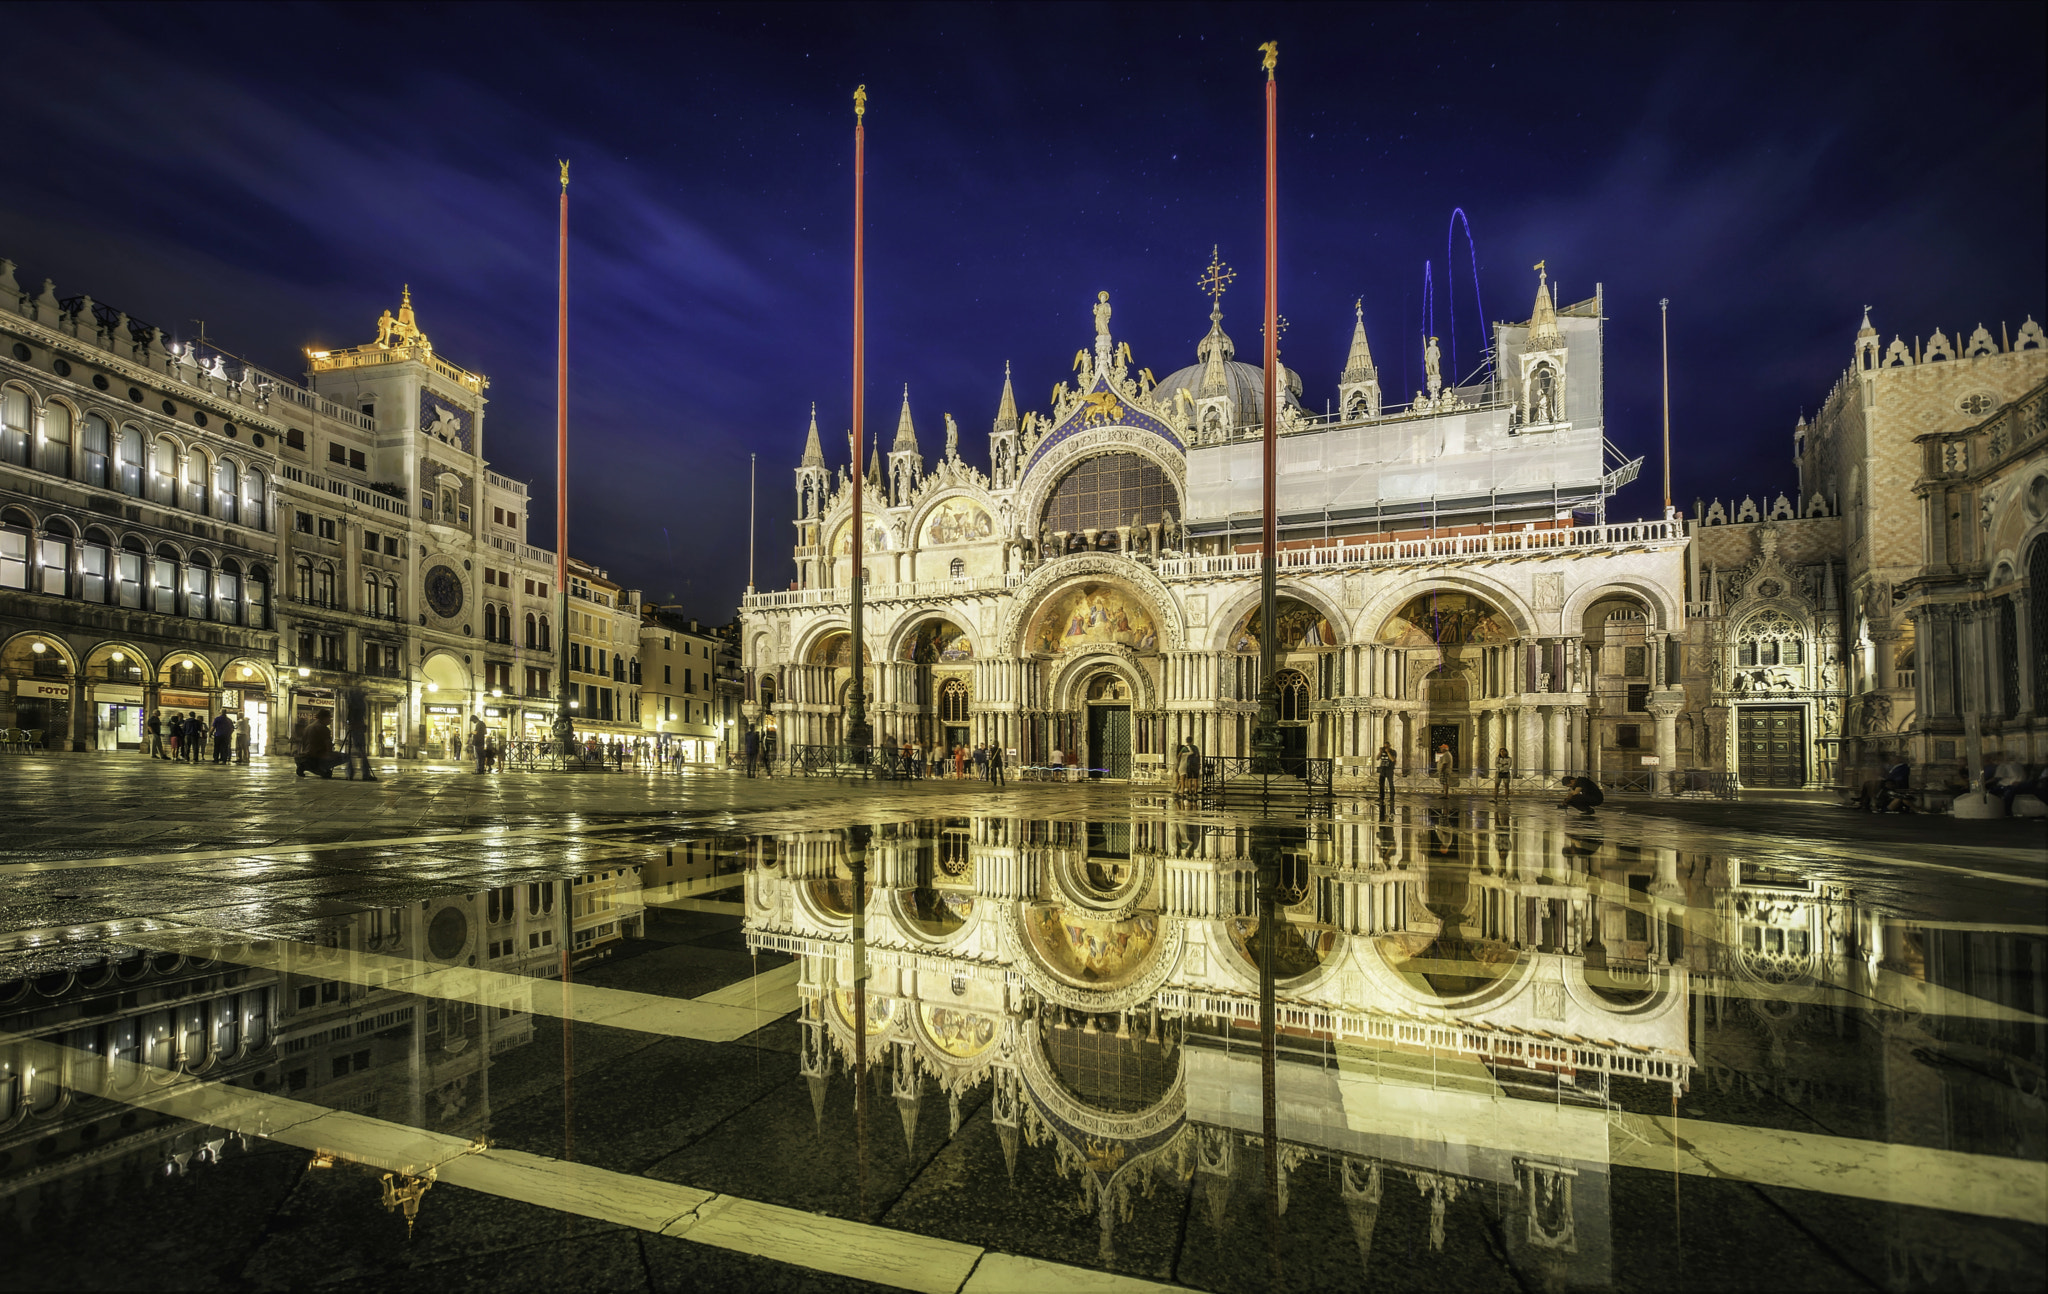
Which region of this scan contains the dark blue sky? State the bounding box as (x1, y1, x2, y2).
(5, 2, 2042, 619)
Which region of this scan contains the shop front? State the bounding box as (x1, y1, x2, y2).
(422, 702, 466, 758)
(14, 678, 74, 750)
(92, 682, 146, 751)
(230, 685, 272, 757)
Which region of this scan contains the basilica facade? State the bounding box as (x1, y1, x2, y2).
(743, 270, 1693, 785)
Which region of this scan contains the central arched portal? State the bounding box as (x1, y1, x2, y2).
(1026, 579, 1162, 778)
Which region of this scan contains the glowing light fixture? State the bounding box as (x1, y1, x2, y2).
(111, 651, 125, 662)
(30, 641, 45, 654)
(298, 667, 310, 678)
(241, 666, 253, 678)
(427, 683, 439, 693)
(181, 658, 195, 669)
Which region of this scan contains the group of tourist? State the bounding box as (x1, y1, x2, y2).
(146, 708, 249, 765)
(895, 740, 1007, 784)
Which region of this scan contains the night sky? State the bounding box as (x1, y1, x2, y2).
(6, 3, 2042, 619)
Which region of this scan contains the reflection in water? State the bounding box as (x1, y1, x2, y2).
(0, 811, 2041, 1290)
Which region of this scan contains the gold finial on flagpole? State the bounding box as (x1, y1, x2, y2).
(1259, 41, 1278, 78)
(559, 159, 570, 191)
(854, 85, 866, 119)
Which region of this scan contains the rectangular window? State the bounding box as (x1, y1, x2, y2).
(296, 511, 313, 534)
(286, 428, 306, 451)
(507, 512, 517, 528)
(1626, 683, 1650, 713)
(663, 665, 671, 684)
(524, 578, 535, 595)
(383, 537, 398, 556)
(1784, 638, 1803, 665)
(80, 542, 108, 602)
(685, 669, 693, 692)
(1760, 640, 1779, 666)
(38, 536, 65, 596)
(1738, 641, 1757, 667)
(493, 507, 504, 524)
(363, 530, 379, 553)
(152, 557, 177, 614)
(81, 416, 109, 486)
(327, 443, 346, 464)
(116, 549, 142, 607)
(318, 518, 336, 541)
(0, 529, 26, 589)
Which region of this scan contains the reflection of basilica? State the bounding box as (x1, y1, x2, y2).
(744, 812, 2046, 1281)
(747, 810, 1702, 1275)
(745, 269, 1693, 782)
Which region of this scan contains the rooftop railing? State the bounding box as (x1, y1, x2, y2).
(1155, 517, 1683, 578)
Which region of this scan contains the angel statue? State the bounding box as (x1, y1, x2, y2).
(1093, 290, 1112, 339)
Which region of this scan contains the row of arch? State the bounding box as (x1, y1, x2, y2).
(1, 506, 271, 627)
(1, 382, 269, 529)
(781, 570, 1678, 670)
(0, 632, 278, 691)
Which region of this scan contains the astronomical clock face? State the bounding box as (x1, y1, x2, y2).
(423, 564, 465, 620)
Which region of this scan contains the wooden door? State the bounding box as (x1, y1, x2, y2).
(1738, 706, 1805, 787)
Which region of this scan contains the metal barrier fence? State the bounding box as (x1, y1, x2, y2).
(782, 743, 897, 779)
(1331, 764, 1737, 801)
(1195, 755, 1336, 809)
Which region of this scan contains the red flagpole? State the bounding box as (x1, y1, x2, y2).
(1252, 42, 1282, 774)
(846, 87, 872, 753)
(555, 160, 571, 706)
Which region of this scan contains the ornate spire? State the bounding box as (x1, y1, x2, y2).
(892, 383, 919, 452)
(1341, 299, 1375, 382)
(800, 402, 825, 466)
(1528, 263, 1560, 349)
(995, 361, 1019, 431)
(1198, 304, 1234, 396)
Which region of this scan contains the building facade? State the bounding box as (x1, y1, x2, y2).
(562, 557, 643, 749)
(0, 254, 645, 757)
(1688, 314, 2046, 789)
(640, 608, 739, 763)
(743, 271, 1690, 785)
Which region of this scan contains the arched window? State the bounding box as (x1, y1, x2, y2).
(0, 386, 30, 467)
(938, 678, 970, 723)
(248, 565, 270, 628)
(525, 612, 537, 648)
(383, 576, 398, 618)
(484, 605, 499, 642)
(216, 561, 241, 625)
(115, 426, 144, 496)
(294, 557, 313, 603)
(242, 467, 265, 529)
(949, 557, 965, 579)
(0, 509, 30, 589)
(149, 437, 178, 506)
(80, 529, 112, 603)
(151, 545, 179, 615)
(185, 450, 208, 514)
(215, 457, 240, 522)
(316, 563, 336, 609)
(441, 488, 458, 521)
(80, 414, 110, 488)
(1531, 365, 1558, 423)
(185, 553, 212, 620)
(38, 519, 72, 597)
(40, 402, 71, 478)
(538, 615, 551, 651)
(364, 573, 381, 617)
(1275, 668, 1310, 722)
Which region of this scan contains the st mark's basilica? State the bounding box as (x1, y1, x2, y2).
(743, 268, 1689, 784)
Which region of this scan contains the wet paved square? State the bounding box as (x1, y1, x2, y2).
(2, 758, 2043, 1291)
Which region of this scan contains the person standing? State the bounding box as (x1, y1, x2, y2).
(470, 714, 488, 774)
(148, 709, 166, 760)
(212, 710, 233, 764)
(1493, 746, 1512, 800)
(1051, 747, 1064, 783)
(1375, 741, 1397, 805)
(297, 712, 337, 778)
(744, 728, 760, 777)
(989, 742, 1006, 788)
(235, 712, 252, 765)
(341, 687, 374, 781)
(1434, 743, 1455, 795)
(974, 742, 988, 781)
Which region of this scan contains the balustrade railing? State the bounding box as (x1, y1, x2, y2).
(1157, 518, 1684, 580)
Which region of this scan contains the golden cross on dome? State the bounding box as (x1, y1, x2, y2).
(1198, 246, 1235, 307)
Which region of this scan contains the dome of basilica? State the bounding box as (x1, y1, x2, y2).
(1150, 306, 1303, 430)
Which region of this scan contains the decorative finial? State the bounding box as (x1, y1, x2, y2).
(1533, 260, 1546, 281)
(559, 159, 570, 191)
(1199, 245, 1235, 307)
(1259, 41, 1278, 78)
(402, 284, 412, 305)
(854, 85, 866, 120)
(1354, 297, 1364, 317)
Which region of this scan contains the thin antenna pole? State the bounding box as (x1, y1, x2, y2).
(1660, 298, 1672, 515)
(747, 452, 757, 594)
